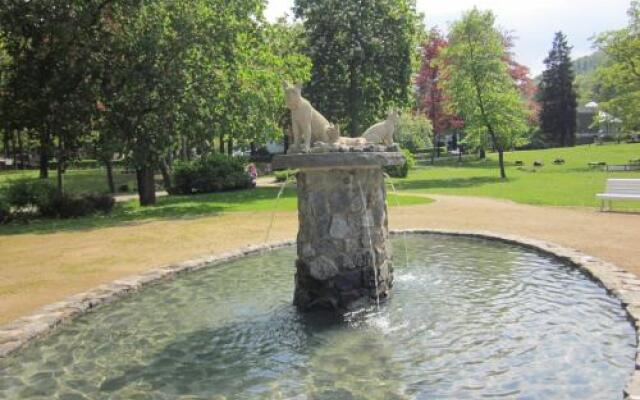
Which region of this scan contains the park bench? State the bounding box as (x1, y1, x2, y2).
(597, 178, 640, 211)
(605, 164, 640, 171)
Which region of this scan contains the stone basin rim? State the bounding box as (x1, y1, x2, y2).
(1, 229, 639, 398)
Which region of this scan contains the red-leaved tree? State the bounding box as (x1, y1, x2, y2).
(504, 35, 539, 125)
(415, 28, 463, 162)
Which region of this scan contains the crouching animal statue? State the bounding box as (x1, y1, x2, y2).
(283, 82, 338, 153)
(362, 110, 399, 146)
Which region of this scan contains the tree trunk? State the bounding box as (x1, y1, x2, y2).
(219, 133, 225, 153)
(136, 166, 156, 206)
(430, 132, 438, 164)
(160, 159, 172, 190)
(181, 136, 190, 161)
(284, 132, 289, 154)
(497, 147, 506, 179)
(56, 160, 64, 194)
(105, 159, 115, 194)
(11, 130, 18, 169)
(478, 147, 486, 159)
(39, 145, 49, 178)
(227, 137, 233, 156)
(348, 62, 361, 136)
(56, 140, 64, 194)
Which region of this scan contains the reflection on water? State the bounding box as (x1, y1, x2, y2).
(0, 234, 635, 399)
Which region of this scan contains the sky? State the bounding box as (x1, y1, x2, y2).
(265, 0, 631, 76)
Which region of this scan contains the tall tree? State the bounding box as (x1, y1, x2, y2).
(0, 0, 118, 187)
(415, 28, 463, 162)
(440, 8, 527, 179)
(538, 31, 577, 147)
(294, 0, 420, 135)
(593, 1, 640, 131)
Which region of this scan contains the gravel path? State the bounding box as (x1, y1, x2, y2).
(1, 194, 638, 325)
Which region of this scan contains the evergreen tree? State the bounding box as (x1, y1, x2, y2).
(294, 0, 419, 136)
(538, 32, 577, 147)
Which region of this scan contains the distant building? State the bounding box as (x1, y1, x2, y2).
(576, 101, 621, 144)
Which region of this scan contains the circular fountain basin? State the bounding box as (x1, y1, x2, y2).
(0, 234, 635, 399)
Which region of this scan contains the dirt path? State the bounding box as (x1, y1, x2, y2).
(1, 195, 639, 325)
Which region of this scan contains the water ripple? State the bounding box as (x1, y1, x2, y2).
(0, 234, 635, 399)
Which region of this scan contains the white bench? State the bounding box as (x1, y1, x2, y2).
(597, 179, 640, 211)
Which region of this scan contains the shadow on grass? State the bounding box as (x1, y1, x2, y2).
(0, 187, 296, 236)
(392, 176, 504, 191)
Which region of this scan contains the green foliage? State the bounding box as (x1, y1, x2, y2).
(170, 155, 251, 195)
(39, 192, 115, 219)
(440, 8, 528, 178)
(538, 31, 578, 147)
(573, 51, 608, 105)
(6, 179, 57, 210)
(0, 195, 10, 223)
(385, 148, 415, 178)
(294, 0, 421, 135)
(395, 113, 433, 153)
(3, 179, 113, 219)
(593, 1, 640, 132)
(0, 0, 119, 181)
(573, 51, 608, 75)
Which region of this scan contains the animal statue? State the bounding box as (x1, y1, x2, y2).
(283, 82, 336, 153)
(362, 110, 400, 146)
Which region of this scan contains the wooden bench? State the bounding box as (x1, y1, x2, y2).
(597, 179, 640, 211)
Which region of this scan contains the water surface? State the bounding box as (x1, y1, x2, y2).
(0, 234, 635, 399)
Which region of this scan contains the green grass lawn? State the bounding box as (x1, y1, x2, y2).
(0, 186, 430, 235)
(0, 168, 156, 194)
(392, 142, 640, 208)
(2, 142, 638, 235)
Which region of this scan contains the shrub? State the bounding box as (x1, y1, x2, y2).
(6, 179, 57, 211)
(274, 169, 297, 182)
(171, 154, 251, 195)
(0, 196, 10, 223)
(39, 192, 115, 219)
(4, 179, 114, 219)
(385, 148, 415, 178)
(85, 193, 116, 214)
(395, 113, 433, 153)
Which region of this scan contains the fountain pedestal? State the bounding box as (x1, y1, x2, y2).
(273, 152, 405, 311)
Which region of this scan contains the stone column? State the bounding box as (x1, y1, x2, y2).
(273, 152, 404, 312)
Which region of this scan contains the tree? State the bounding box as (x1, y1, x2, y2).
(96, 0, 278, 205)
(505, 45, 539, 126)
(294, 0, 420, 135)
(538, 31, 578, 147)
(415, 28, 463, 162)
(394, 112, 433, 153)
(440, 8, 527, 179)
(593, 1, 640, 131)
(0, 0, 117, 189)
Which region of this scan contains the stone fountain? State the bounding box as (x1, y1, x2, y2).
(273, 82, 405, 311)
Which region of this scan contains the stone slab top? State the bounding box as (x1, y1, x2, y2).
(273, 151, 405, 170)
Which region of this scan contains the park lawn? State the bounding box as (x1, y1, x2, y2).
(0, 187, 431, 235)
(0, 168, 148, 194)
(393, 143, 640, 209)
